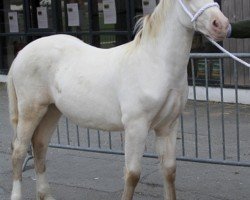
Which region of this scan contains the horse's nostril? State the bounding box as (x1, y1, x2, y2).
(212, 19, 220, 28)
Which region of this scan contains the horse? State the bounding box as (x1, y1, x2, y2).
(7, 0, 229, 199)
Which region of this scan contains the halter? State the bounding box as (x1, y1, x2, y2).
(177, 0, 250, 68)
(178, 0, 220, 28)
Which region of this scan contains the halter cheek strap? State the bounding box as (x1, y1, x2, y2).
(178, 0, 220, 24)
(191, 3, 220, 22)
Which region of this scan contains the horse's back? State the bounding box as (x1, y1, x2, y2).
(13, 34, 100, 67)
(10, 34, 109, 93)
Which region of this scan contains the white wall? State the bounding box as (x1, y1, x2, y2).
(188, 86, 250, 104)
(0, 75, 7, 82)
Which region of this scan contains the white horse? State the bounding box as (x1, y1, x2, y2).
(8, 0, 229, 199)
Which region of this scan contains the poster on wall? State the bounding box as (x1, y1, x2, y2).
(37, 7, 48, 28)
(142, 0, 157, 15)
(8, 12, 19, 33)
(67, 3, 80, 26)
(102, 0, 117, 24)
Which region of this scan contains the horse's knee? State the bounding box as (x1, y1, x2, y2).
(11, 115, 18, 125)
(122, 168, 141, 200)
(126, 171, 141, 187)
(155, 135, 176, 183)
(12, 141, 28, 163)
(125, 168, 141, 188)
(161, 158, 176, 183)
(12, 139, 28, 157)
(165, 165, 176, 183)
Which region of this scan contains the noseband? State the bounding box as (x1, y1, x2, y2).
(178, 0, 219, 28)
(177, 0, 250, 68)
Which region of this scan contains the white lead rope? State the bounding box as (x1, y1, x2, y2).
(207, 37, 250, 67)
(178, 0, 250, 68)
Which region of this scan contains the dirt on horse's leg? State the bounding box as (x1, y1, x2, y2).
(31, 105, 61, 200)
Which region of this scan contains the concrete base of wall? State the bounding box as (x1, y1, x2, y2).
(0, 75, 7, 83)
(188, 86, 250, 104)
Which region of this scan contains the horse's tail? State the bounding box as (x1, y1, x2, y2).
(7, 66, 18, 149)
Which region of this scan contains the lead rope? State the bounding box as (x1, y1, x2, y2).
(207, 37, 250, 67)
(178, 0, 250, 68)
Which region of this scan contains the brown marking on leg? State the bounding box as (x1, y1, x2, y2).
(126, 170, 140, 189)
(37, 191, 46, 200)
(11, 142, 14, 152)
(10, 116, 18, 127)
(166, 167, 176, 184)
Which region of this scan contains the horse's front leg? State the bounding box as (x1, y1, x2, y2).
(154, 120, 178, 200)
(122, 118, 149, 200)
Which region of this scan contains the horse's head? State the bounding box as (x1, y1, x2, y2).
(177, 0, 229, 41)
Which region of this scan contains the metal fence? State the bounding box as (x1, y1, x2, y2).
(45, 53, 250, 167)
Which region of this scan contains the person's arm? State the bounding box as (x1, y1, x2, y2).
(228, 20, 250, 38)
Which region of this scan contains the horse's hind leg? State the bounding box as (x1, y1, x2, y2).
(31, 104, 61, 200)
(11, 104, 48, 200)
(154, 121, 178, 200)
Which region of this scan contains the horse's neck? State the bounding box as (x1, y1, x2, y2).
(138, 2, 194, 73)
(161, 15, 194, 62)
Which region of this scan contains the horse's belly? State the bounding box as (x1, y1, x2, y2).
(54, 94, 123, 131)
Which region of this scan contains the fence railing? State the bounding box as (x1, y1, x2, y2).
(48, 53, 250, 167)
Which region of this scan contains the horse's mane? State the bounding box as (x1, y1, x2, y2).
(133, 0, 173, 44)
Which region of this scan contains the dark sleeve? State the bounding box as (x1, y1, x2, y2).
(230, 20, 250, 38)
